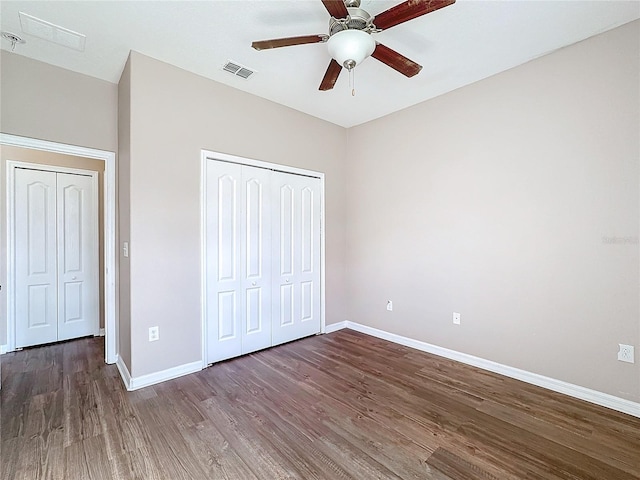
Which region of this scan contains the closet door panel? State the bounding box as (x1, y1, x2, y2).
(272, 172, 321, 346)
(240, 166, 272, 354)
(57, 173, 99, 341)
(206, 162, 243, 363)
(15, 168, 58, 348)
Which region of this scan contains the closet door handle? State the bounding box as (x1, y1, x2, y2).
(251, 281, 256, 286)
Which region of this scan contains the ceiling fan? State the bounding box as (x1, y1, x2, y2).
(251, 0, 456, 91)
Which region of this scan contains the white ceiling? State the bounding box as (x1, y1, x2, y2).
(1, 1, 638, 127)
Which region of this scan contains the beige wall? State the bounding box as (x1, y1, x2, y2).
(345, 20, 640, 402)
(118, 56, 132, 371)
(0, 146, 105, 346)
(124, 51, 347, 377)
(0, 51, 117, 152)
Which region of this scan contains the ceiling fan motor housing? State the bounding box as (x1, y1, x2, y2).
(329, 8, 376, 36)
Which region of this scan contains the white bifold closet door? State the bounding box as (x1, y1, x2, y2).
(206, 162, 273, 363)
(271, 171, 321, 346)
(15, 168, 99, 348)
(205, 161, 321, 364)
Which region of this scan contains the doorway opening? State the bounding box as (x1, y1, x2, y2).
(12, 162, 99, 347)
(1, 134, 116, 364)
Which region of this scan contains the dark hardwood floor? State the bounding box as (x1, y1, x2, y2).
(1, 329, 639, 479)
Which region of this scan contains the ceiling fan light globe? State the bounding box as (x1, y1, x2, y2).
(327, 29, 375, 69)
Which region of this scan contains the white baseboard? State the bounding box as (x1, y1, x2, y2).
(324, 321, 348, 334)
(95, 328, 105, 337)
(116, 355, 132, 389)
(116, 358, 202, 391)
(326, 321, 640, 419)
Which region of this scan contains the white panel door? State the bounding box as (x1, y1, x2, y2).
(271, 172, 321, 346)
(206, 162, 273, 363)
(56, 173, 99, 341)
(206, 161, 243, 363)
(15, 169, 98, 348)
(15, 168, 58, 348)
(240, 166, 272, 354)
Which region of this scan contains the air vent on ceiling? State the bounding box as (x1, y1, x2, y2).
(222, 61, 255, 80)
(19, 11, 86, 51)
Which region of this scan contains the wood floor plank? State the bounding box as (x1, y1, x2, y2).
(0, 437, 22, 480)
(216, 358, 402, 479)
(13, 439, 64, 480)
(458, 415, 638, 480)
(211, 363, 347, 479)
(427, 447, 502, 480)
(179, 421, 260, 480)
(63, 373, 102, 447)
(143, 420, 212, 480)
(64, 435, 114, 480)
(1, 370, 35, 438)
(2, 330, 640, 480)
(477, 399, 640, 474)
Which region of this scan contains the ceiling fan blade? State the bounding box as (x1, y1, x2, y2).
(374, 0, 455, 30)
(321, 0, 349, 18)
(372, 43, 422, 77)
(252, 35, 327, 51)
(319, 59, 342, 91)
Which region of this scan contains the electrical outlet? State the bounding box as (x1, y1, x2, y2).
(149, 326, 159, 342)
(618, 344, 634, 363)
(453, 312, 461, 325)
(386, 300, 393, 311)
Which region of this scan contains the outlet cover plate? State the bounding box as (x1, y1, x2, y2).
(618, 344, 634, 363)
(149, 326, 159, 342)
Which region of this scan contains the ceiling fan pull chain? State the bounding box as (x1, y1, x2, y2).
(350, 67, 355, 97)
